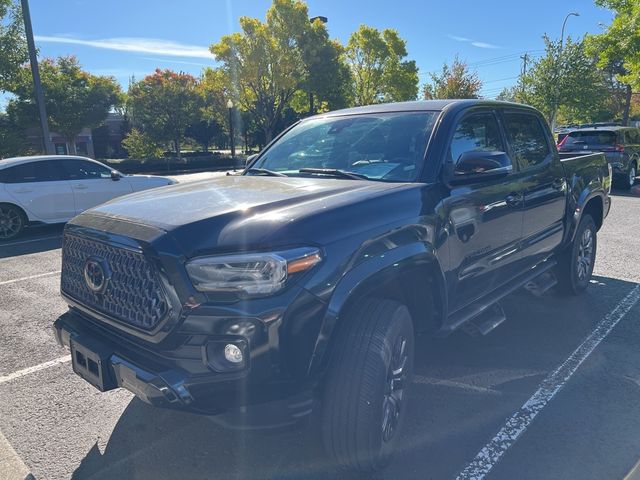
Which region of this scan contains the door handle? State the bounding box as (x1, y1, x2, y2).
(505, 192, 523, 207)
(13, 188, 32, 193)
(73, 184, 88, 190)
(551, 178, 565, 190)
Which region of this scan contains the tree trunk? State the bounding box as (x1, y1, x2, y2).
(264, 127, 273, 144)
(68, 137, 77, 155)
(622, 84, 632, 126)
(175, 139, 181, 159)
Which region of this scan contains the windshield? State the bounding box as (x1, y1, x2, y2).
(563, 130, 617, 147)
(250, 112, 438, 182)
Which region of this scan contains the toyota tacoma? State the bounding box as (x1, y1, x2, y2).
(54, 100, 611, 472)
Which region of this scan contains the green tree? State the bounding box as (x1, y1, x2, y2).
(522, 36, 608, 127)
(121, 128, 164, 159)
(9, 56, 121, 154)
(128, 69, 201, 157)
(186, 119, 221, 152)
(423, 56, 482, 100)
(345, 25, 419, 105)
(585, 0, 640, 125)
(0, 0, 27, 92)
(0, 111, 32, 158)
(211, 0, 309, 142)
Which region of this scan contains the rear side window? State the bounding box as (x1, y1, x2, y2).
(0, 161, 62, 183)
(503, 112, 551, 168)
(449, 112, 505, 165)
(564, 130, 617, 147)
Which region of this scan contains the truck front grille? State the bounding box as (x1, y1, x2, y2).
(61, 233, 170, 330)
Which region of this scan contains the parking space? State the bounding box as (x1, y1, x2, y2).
(2, 192, 640, 479)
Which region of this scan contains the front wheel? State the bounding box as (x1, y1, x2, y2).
(556, 214, 597, 295)
(321, 298, 414, 472)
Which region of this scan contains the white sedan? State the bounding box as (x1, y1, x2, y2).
(0, 155, 175, 240)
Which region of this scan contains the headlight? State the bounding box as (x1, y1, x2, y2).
(185, 247, 322, 296)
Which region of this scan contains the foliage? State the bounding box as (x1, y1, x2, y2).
(121, 128, 164, 159)
(186, 119, 222, 152)
(127, 69, 201, 157)
(520, 36, 608, 126)
(423, 56, 482, 100)
(211, 0, 309, 142)
(0, 0, 27, 92)
(345, 25, 419, 105)
(0, 112, 32, 158)
(8, 56, 122, 152)
(585, 0, 640, 124)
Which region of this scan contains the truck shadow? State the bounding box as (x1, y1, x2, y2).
(71, 275, 639, 480)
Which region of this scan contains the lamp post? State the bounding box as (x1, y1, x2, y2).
(227, 99, 235, 169)
(21, 0, 53, 154)
(551, 12, 580, 132)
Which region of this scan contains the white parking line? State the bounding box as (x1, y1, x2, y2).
(0, 234, 61, 247)
(456, 284, 640, 480)
(0, 270, 61, 287)
(0, 355, 71, 386)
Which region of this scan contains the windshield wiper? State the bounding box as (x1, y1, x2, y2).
(244, 168, 287, 177)
(298, 168, 369, 180)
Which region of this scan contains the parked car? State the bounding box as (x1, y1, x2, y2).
(558, 126, 640, 189)
(54, 100, 610, 472)
(0, 155, 175, 240)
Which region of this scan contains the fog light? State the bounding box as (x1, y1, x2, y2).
(224, 344, 243, 364)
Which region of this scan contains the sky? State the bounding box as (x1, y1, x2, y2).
(2, 0, 616, 108)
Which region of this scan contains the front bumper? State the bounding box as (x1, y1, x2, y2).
(54, 312, 199, 408)
(54, 308, 320, 427)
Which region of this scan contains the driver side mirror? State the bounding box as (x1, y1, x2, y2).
(448, 151, 511, 185)
(110, 170, 122, 181)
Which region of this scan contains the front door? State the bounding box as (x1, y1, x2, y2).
(442, 110, 525, 312)
(61, 159, 132, 214)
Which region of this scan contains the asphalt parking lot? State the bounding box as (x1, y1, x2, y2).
(2, 187, 640, 480)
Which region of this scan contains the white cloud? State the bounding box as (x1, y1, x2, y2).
(447, 34, 501, 49)
(34, 35, 214, 59)
(447, 35, 472, 42)
(471, 41, 499, 49)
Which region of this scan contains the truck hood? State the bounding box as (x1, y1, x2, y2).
(81, 175, 414, 255)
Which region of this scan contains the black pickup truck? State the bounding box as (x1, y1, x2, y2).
(54, 100, 611, 472)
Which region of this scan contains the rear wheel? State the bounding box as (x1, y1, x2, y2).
(556, 214, 597, 295)
(0, 204, 26, 241)
(322, 298, 414, 472)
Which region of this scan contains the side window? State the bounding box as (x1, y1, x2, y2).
(62, 159, 111, 180)
(503, 112, 551, 169)
(0, 161, 61, 183)
(449, 112, 506, 166)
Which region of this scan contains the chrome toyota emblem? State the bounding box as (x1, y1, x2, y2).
(83, 257, 110, 294)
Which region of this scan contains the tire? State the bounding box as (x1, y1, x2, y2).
(0, 204, 26, 241)
(613, 162, 637, 190)
(556, 214, 597, 295)
(321, 298, 414, 472)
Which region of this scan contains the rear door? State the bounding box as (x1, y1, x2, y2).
(443, 109, 525, 311)
(61, 159, 133, 214)
(503, 111, 566, 264)
(2, 160, 76, 222)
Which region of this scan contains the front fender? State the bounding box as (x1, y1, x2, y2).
(306, 241, 445, 375)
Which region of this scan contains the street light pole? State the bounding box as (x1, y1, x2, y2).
(20, 0, 53, 154)
(552, 11, 580, 132)
(227, 99, 236, 170)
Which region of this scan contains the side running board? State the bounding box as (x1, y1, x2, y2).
(439, 259, 557, 336)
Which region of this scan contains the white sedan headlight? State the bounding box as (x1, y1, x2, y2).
(185, 248, 322, 297)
